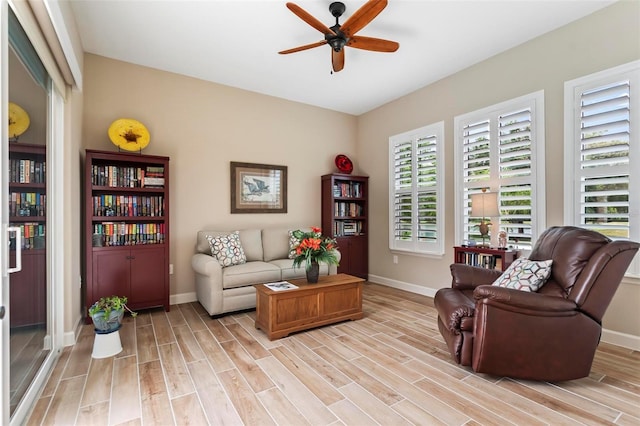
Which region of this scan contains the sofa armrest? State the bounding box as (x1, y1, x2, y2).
(450, 264, 502, 290)
(191, 253, 224, 315)
(329, 249, 342, 275)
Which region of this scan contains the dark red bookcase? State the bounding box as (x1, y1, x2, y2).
(84, 149, 170, 319)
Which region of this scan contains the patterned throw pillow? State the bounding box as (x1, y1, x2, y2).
(288, 230, 300, 259)
(207, 231, 246, 267)
(492, 257, 553, 292)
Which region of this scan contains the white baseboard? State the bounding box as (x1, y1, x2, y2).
(367, 274, 438, 298)
(63, 315, 86, 347)
(367, 274, 640, 350)
(601, 328, 640, 350)
(170, 292, 197, 305)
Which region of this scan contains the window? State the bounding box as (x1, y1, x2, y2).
(389, 122, 444, 255)
(564, 61, 640, 277)
(454, 91, 545, 250)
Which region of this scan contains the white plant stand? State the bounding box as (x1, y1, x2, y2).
(91, 330, 123, 358)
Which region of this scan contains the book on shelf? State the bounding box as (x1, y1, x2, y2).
(9, 222, 46, 250)
(10, 158, 46, 183)
(460, 252, 501, 270)
(10, 192, 46, 216)
(92, 194, 164, 217)
(264, 281, 298, 291)
(334, 201, 363, 217)
(92, 222, 165, 247)
(332, 182, 363, 198)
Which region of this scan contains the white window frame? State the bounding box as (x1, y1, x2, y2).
(454, 91, 546, 250)
(564, 60, 640, 277)
(389, 122, 445, 256)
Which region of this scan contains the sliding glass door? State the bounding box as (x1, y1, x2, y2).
(2, 3, 60, 423)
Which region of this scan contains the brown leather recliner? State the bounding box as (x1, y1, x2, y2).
(434, 226, 639, 381)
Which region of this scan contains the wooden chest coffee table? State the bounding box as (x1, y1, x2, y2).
(254, 273, 364, 340)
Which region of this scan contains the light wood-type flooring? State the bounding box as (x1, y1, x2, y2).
(25, 283, 640, 425)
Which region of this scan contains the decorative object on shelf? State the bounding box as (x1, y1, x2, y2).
(108, 118, 150, 152)
(498, 230, 508, 249)
(290, 227, 339, 283)
(8, 102, 30, 142)
(470, 188, 499, 247)
(88, 295, 137, 334)
(335, 154, 353, 174)
(230, 162, 287, 213)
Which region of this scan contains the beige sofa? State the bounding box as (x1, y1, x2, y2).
(192, 227, 340, 316)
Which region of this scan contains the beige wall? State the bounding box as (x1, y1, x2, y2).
(76, 1, 639, 343)
(81, 54, 358, 301)
(357, 1, 640, 339)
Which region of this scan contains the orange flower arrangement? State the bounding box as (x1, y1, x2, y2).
(291, 227, 339, 270)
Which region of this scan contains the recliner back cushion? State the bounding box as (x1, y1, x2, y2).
(528, 226, 610, 293)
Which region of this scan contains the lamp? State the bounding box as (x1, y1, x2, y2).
(470, 188, 499, 247)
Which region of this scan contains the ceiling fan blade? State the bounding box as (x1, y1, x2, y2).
(340, 0, 387, 37)
(279, 40, 327, 54)
(347, 35, 399, 52)
(332, 49, 345, 72)
(286, 2, 336, 36)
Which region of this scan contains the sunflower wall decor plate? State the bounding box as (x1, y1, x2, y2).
(108, 118, 150, 152)
(8, 102, 30, 140)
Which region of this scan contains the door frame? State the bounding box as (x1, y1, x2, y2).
(1, 0, 66, 423)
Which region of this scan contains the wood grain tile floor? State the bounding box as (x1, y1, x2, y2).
(25, 283, 640, 425)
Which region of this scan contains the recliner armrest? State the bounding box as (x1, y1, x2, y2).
(473, 285, 577, 313)
(450, 264, 502, 290)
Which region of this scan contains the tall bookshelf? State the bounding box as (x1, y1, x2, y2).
(84, 149, 170, 318)
(9, 143, 46, 328)
(321, 173, 368, 279)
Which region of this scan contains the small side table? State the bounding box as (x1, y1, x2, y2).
(454, 246, 518, 271)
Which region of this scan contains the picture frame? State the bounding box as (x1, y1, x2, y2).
(230, 162, 287, 213)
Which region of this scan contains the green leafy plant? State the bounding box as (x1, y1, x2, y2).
(88, 295, 137, 318)
(291, 227, 339, 270)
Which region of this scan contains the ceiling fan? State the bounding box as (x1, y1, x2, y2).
(279, 0, 399, 72)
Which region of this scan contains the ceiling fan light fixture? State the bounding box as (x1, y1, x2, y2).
(328, 36, 347, 52)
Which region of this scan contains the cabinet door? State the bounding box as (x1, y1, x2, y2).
(336, 236, 368, 279)
(129, 246, 166, 307)
(347, 236, 368, 279)
(92, 249, 131, 300)
(9, 251, 46, 327)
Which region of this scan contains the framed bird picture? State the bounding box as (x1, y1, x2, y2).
(230, 162, 287, 213)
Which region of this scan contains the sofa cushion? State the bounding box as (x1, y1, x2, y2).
(272, 258, 331, 280)
(262, 228, 295, 262)
(207, 232, 246, 267)
(222, 262, 281, 289)
(492, 257, 553, 292)
(238, 229, 263, 262)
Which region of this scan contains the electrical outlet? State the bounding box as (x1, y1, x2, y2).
(169, 264, 174, 275)
(393, 255, 398, 264)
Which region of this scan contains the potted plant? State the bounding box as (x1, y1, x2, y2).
(291, 227, 339, 283)
(88, 295, 137, 334)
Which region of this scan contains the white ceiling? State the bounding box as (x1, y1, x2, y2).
(69, 0, 615, 116)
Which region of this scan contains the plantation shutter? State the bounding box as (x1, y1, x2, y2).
(461, 120, 491, 242)
(456, 92, 543, 250)
(416, 135, 438, 242)
(498, 107, 533, 247)
(389, 122, 444, 254)
(577, 80, 631, 238)
(393, 141, 413, 242)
